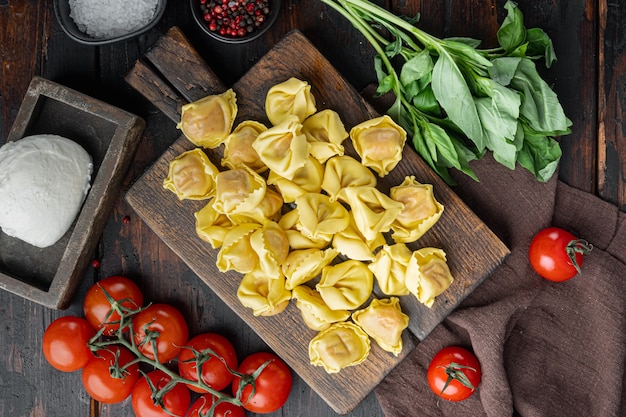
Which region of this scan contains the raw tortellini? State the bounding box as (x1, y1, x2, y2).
(405, 248, 454, 307)
(165, 78, 454, 373)
(321, 155, 377, 203)
(163, 148, 219, 200)
(368, 244, 412, 296)
(213, 165, 267, 215)
(282, 247, 339, 290)
(309, 322, 371, 373)
(316, 260, 373, 310)
(265, 77, 317, 125)
(221, 120, 268, 173)
(252, 115, 309, 180)
(351, 115, 406, 177)
(352, 297, 409, 356)
(292, 285, 350, 331)
(237, 269, 291, 316)
(302, 109, 348, 163)
(390, 176, 444, 244)
(177, 89, 237, 148)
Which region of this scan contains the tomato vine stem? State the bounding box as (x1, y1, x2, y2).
(85, 287, 270, 416)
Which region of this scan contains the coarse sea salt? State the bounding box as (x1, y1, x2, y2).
(69, 0, 159, 39)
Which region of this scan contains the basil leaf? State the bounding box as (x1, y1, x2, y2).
(525, 27, 557, 67)
(413, 85, 440, 115)
(509, 58, 572, 135)
(431, 50, 485, 150)
(498, 0, 526, 53)
(517, 131, 562, 182)
(488, 57, 522, 86)
(400, 50, 433, 86)
(475, 106, 515, 168)
(420, 120, 461, 168)
(450, 139, 481, 182)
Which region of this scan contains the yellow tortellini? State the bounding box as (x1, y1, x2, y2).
(195, 199, 234, 249)
(163, 78, 457, 371)
(163, 148, 219, 200)
(292, 285, 350, 331)
(216, 223, 260, 274)
(293, 193, 351, 242)
(331, 215, 385, 262)
(302, 109, 348, 163)
(282, 247, 339, 290)
(390, 176, 444, 243)
(265, 77, 317, 125)
(252, 115, 309, 180)
(316, 260, 373, 310)
(221, 120, 268, 173)
(227, 188, 283, 225)
(368, 244, 412, 296)
(352, 297, 409, 356)
(350, 115, 406, 177)
(321, 155, 377, 203)
(213, 165, 267, 216)
(405, 247, 454, 307)
(276, 209, 327, 250)
(248, 221, 290, 280)
(177, 89, 237, 148)
(342, 186, 404, 241)
(267, 156, 324, 203)
(309, 322, 371, 373)
(237, 270, 292, 317)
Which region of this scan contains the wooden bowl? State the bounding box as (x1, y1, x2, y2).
(0, 77, 144, 309)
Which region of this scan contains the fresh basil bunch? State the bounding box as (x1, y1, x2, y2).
(322, 0, 572, 184)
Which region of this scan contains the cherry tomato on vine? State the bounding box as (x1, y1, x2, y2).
(427, 346, 481, 402)
(187, 394, 246, 417)
(529, 227, 593, 282)
(232, 351, 292, 413)
(42, 316, 95, 372)
(131, 369, 191, 417)
(82, 345, 140, 404)
(84, 275, 144, 335)
(132, 303, 189, 363)
(178, 332, 238, 393)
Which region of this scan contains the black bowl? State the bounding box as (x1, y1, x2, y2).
(54, 0, 167, 45)
(190, 0, 281, 44)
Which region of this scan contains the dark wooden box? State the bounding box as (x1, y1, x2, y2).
(0, 76, 145, 309)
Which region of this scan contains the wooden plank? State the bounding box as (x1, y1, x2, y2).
(144, 27, 226, 103)
(125, 28, 509, 414)
(598, 0, 626, 211)
(124, 59, 186, 123)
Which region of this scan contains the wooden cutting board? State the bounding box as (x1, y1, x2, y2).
(125, 27, 510, 414)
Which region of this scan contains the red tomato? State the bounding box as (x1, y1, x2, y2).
(82, 345, 140, 404)
(529, 227, 593, 282)
(84, 275, 144, 335)
(187, 394, 246, 417)
(132, 369, 191, 417)
(427, 346, 482, 402)
(42, 316, 95, 372)
(132, 303, 189, 363)
(232, 352, 292, 413)
(178, 332, 238, 393)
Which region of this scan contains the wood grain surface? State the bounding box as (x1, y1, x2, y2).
(124, 27, 509, 414)
(0, 1, 623, 416)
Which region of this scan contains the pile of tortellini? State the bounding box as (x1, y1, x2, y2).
(163, 78, 454, 374)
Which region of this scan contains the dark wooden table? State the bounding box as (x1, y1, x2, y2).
(0, 1, 623, 416)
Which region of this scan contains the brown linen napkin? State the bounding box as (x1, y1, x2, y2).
(375, 155, 626, 417)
